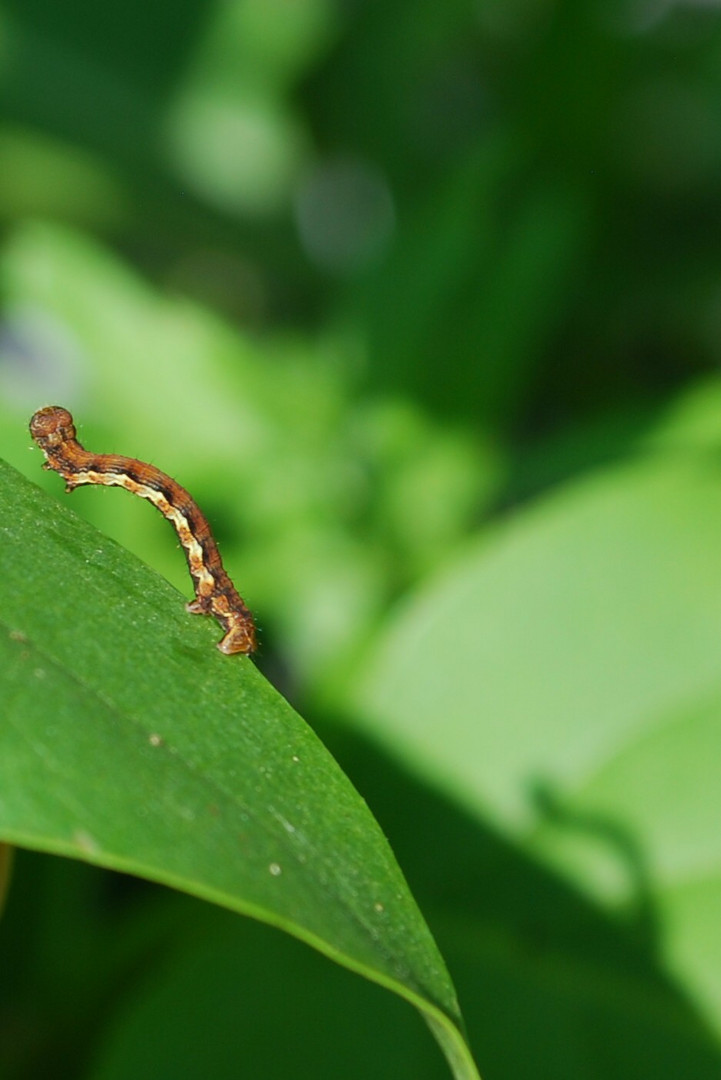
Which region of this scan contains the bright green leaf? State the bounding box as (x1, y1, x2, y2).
(0, 458, 479, 1080)
(352, 455, 721, 1038)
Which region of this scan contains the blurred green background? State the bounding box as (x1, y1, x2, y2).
(4, 0, 721, 1077)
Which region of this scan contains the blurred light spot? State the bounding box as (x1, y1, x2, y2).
(0, 308, 84, 408)
(166, 91, 308, 218)
(294, 157, 395, 274)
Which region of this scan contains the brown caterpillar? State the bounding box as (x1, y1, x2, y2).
(30, 406, 257, 655)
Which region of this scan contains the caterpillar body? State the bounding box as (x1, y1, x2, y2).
(30, 406, 257, 655)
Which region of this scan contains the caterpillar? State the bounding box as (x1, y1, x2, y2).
(30, 406, 257, 655)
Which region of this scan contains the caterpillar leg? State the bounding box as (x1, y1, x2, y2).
(186, 599, 208, 615)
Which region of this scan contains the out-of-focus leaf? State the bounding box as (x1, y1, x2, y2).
(352, 454, 721, 1036)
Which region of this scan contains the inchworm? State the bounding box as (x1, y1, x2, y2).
(30, 406, 257, 655)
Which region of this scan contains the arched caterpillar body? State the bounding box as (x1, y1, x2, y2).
(30, 406, 257, 655)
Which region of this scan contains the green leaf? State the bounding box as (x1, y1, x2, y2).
(351, 455, 721, 1039)
(0, 458, 479, 1080)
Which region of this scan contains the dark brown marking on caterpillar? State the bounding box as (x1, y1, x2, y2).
(30, 406, 257, 655)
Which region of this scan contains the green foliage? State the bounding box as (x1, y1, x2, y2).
(352, 449, 721, 1033)
(3, 0, 721, 1077)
